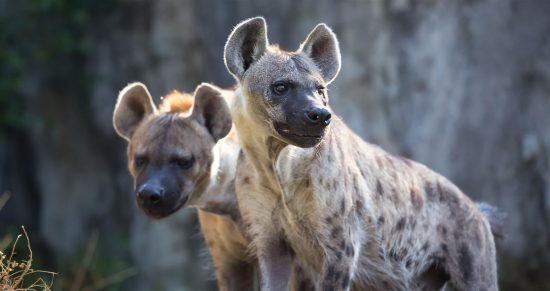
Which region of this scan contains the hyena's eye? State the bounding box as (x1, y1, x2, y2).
(170, 156, 195, 170)
(134, 156, 147, 168)
(271, 82, 290, 95)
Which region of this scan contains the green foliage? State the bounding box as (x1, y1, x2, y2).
(0, 0, 116, 134)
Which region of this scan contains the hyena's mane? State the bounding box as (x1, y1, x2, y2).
(159, 90, 194, 114)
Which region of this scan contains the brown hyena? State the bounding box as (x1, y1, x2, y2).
(225, 17, 501, 290)
(113, 82, 256, 290)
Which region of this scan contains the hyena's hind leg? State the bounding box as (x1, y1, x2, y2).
(198, 211, 256, 291)
(445, 218, 498, 291)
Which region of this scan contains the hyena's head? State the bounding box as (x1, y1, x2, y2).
(224, 17, 341, 148)
(113, 83, 232, 218)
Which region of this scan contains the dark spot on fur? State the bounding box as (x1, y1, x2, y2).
(332, 226, 342, 239)
(396, 217, 406, 231)
(326, 214, 338, 224)
(355, 198, 364, 215)
(340, 199, 346, 213)
(422, 242, 430, 251)
(410, 188, 424, 210)
(406, 259, 412, 269)
(390, 249, 403, 261)
(441, 243, 449, 254)
(376, 180, 384, 197)
(378, 216, 385, 225)
(326, 265, 336, 280)
(459, 244, 473, 281)
(342, 275, 350, 289)
(335, 251, 342, 260)
(437, 224, 448, 237)
(304, 178, 310, 187)
(360, 168, 368, 180)
(436, 182, 449, 202)
(437, 183, 460, 206)
(340, 240, 346, 250)
(424, 182, 436, 201)
(365, 240, 373, 249)
(329, 267, 342, 281)
(243, 176, 250, 184)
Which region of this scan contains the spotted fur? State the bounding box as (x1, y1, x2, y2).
(225, 17, 499, 291)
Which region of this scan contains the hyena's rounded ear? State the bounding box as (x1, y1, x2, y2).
(224, 17, 268, 80)
(191, 83, 232, 142)
(298, 23, 341, 84)
(113, 82, 156, 141)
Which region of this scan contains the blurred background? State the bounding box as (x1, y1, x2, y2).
(1, 0, 549, 290)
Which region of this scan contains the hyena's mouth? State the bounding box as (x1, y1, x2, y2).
(278, 127, 322, 138)
(139, 195, 189, 219)
(274, 122, 325, 148)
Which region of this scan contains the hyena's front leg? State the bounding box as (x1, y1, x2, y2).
(290, 263, 315, 291)
(257, 238, 293, 291)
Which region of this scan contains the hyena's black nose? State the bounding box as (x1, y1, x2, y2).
(306, 107, 332, 126)
(137, 184, 164, 205)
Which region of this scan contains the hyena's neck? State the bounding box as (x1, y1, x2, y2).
(232, 92, 323, 202)
(189, 137, 241, 221)
(231, 88, 292, 194)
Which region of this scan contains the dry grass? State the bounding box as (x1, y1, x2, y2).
(0, 226, 56, 290)
(0, 191, 136, 290)
(1, 190, 56, 290)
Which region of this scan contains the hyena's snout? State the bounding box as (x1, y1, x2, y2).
(275, 101, 332, 148)
(305, 106, 331, 126)
(135, 175, 187, 219)
(136, 183, 164, 206)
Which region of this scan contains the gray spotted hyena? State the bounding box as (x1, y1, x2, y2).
(224, 17, 500, 291)
(113, 83, 256, 291)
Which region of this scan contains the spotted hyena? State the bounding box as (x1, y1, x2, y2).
(113, 82, 255, 290)
(224, 17, 501, 290)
